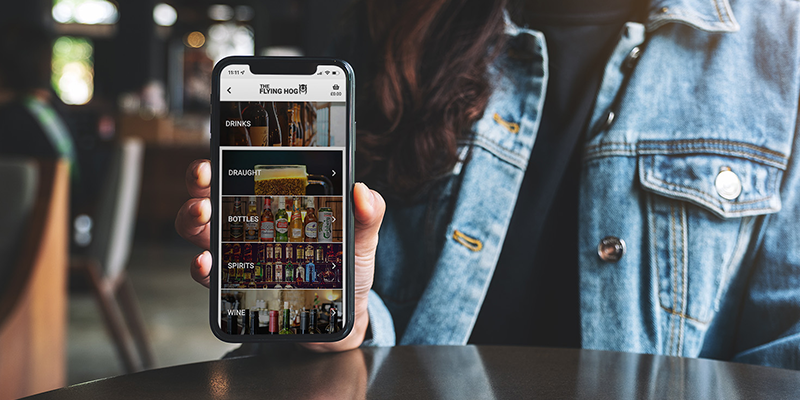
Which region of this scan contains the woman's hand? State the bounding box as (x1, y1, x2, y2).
(175, 159, 385, 351)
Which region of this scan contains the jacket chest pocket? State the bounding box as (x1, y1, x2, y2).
(639, 152, 783, 323)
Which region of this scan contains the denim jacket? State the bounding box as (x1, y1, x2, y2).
(364, 0, 800, 370)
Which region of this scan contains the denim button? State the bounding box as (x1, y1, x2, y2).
(623, 46, 642, 71)
(602, 110, 616, 130)
(598, 237, 626, 262)
(715, 168, 742, 200)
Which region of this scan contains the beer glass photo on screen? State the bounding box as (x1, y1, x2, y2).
(253, 165, 332, 196)
(210, 56, 354, 343)
(221, 149, 342, 196)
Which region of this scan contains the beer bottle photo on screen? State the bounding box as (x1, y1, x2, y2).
(241, 101, 268, 146)
(245, 197, 259, 242)
(291, 103, 304, 146)
(289, 197, 304, 242)
(266, 102, 283, 146)
(260, 197, 275, 242)
(275, 102, 290, 146)
(230, 197, 245, 241)
(304, 197, 318, 242)
(275, 196, 289, 242)
(286, 106, 297, 146)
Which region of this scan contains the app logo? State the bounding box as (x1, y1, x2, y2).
(259, 83, 308, 96)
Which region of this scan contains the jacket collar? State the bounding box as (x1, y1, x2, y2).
(646, 0, 739, 33)
(504, 0, 739, 35)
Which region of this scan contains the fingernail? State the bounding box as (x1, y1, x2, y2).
(198, 251, 211, 265)
(196, 161, 210, 180)
(358, 182, 375, 207)
(200, 198, 211, 219)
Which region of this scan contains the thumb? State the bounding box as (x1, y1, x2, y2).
(352, 182, 385, 299)
(353, 182, 385, 256)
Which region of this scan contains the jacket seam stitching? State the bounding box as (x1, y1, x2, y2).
(711, 0, 726, 24)
(470, 135, 528, 169)
(642, 149, 785, 169)
(585, 149, 785, 169)
(650, 194, 665, 351)
(639, 139, 788, 160)
(587, 139, 787, 159)
(583, 140, 789, 167)
(679, 203, 688, 355)
(656, 200, 711, 328)
(659, 304, 709, 324)
(670, 203, 678, 354)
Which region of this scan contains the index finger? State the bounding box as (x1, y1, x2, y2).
(186, 159, 211, 198)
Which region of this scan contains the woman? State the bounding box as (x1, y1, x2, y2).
(177, 0, 800, 368)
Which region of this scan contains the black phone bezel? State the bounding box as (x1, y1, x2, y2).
(209, 56, 356, 343)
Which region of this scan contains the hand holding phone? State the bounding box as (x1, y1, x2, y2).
(199, 56, 370, 342)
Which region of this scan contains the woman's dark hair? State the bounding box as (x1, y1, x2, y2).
(357, 0, 507, 198)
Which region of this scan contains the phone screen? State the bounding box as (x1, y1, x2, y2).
(212, 59, 352, 340)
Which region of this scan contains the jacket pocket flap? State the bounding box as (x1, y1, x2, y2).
(638, 154, 782, 218)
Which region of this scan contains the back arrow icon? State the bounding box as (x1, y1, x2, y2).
(227, 87, 231, 94)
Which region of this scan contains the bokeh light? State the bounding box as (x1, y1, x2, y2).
(52, 0, 119, 25)
(185, 31, 206, 48)
(208, 4, 234, 21)
(205, 23, 254, 63)
(52, 36, 94, 105)
(153, 3, 178, 27)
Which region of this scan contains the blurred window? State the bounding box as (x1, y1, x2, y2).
(52, 36, 94, 105)
(52, 0, 119, 25)
(205, 23, 254, 63)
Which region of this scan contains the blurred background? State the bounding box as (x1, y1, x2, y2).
(0, 0, 353, 397)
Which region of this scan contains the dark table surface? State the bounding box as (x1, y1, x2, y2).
(27, 345, 800, 399)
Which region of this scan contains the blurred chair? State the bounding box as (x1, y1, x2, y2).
(70, 136, 154, 373)
(0, 159, 69, 400)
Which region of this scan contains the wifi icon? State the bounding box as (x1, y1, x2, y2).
(325, 71, 330, 75)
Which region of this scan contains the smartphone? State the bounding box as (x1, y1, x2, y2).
(209, 56, 354, 342)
